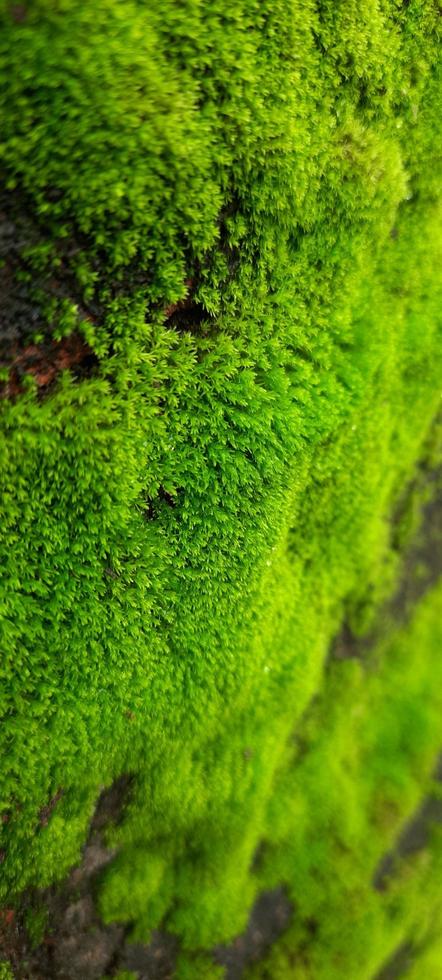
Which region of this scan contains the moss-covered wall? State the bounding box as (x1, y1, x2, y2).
(0, 1, 441, 976)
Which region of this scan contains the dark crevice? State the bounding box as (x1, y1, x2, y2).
(118, 932, 179, 979)
(0, 188, 101, 399)
(9, 5, 27, 22)
(374, 754, 442, 892)
(162, 270, 217, 336)
(163, 277, 196, 319)
(89, 775, 134, 835)
(213, 887, 293, 980)
(0, 771, 181, 979)
(0, 189, 100, 352)
(0, 190, 49, 349)
(374, 942, 414, 980)
(329, 462, 442, 662)
(0, 333, 99, 399)
(328, 622, 361, 661)
(165, 298, 215, 334)
(371, 760, 442, 976)
(164, 192, 245, 338)
(38, 790, 64, 830)
(0, 775, 134, 979)
(160, 192, 244, 337)
(144, 487, 182, 522)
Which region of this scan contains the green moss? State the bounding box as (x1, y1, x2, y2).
(246, 584, 442, 978)
(175, 953, 224, 980)
(25, 905, 48, 948)
(0, 0, 441, 976)
(108, 973, 137, 980)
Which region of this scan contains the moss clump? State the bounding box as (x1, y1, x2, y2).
(0, 0, 441, 976)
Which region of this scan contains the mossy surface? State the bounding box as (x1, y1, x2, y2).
(246, 583, 442, 979)
(0, 1, 441, 976)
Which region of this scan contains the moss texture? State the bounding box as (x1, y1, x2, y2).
(0, 0, 441, 976)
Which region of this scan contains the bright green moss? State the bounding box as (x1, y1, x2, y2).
(175, 954, 224, 980)
(405, 936, 442, 980)
(0, 0, 441, 976)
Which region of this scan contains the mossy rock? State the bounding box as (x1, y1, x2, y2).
(0, 1, 441, 977)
